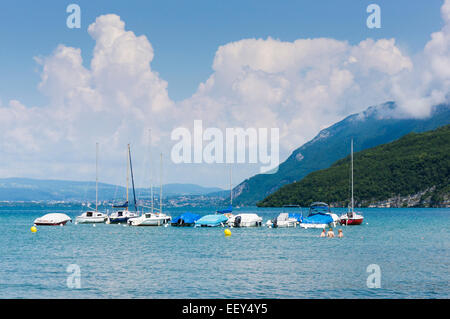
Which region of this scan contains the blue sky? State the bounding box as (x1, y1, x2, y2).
(0, 0, 444, 106)
(0, 1, 448, 188)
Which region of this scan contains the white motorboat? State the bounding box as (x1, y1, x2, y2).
(76, 143, 107, 224)
(34, 213, 72, 226)
(227, 213, 263, 227)
(76, 210, 107, 224)
(128, 212, 171, 226)
(266, 213, 298, 228)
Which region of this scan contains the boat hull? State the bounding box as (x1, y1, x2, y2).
(34, 220, 69, 226)
(129, 218, 170, 226)
(76, 217, 107, 224)
(107, 217, 130, 224)
(340, 217, 364, 225)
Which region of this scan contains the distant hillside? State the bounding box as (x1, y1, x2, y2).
(232, 102, 450, 205)
(257, 125, 450, 208)
(0, 178, 223, 202)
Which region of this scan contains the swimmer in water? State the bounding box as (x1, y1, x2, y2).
(338, 229, 343, 238)
(320, 229, 326, 237)
(327, 227, 335, 238)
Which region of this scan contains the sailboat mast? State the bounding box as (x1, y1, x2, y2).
(149, 129, 154, 214)
(129, 144, 137, 212)
(351, 138, 354, 213)
(126, 144, 129, 204)
(230, 165, 232, 207)
(160, 153, 163, 214)
(96, 142, 98, 212)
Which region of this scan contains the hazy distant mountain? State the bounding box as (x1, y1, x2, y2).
(0, 178, 223, 202)
(232, 102, 450, 205)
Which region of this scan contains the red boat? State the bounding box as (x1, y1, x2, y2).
(339, 212, 363, 225)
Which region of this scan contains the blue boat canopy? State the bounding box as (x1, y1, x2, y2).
(171, 212, 201, 225)
(302, 213, 333, 225)
(216, 206, 232, 214)
(195, 214, 228, 226)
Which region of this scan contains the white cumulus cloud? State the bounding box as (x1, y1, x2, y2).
(1, 2, 450, 187)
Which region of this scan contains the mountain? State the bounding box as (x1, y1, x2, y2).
(232, 102, 450, 205)
(258, 125, 450, 208)
(0, 178, 223, 202)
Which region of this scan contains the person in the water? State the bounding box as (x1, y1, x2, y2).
(320, 229, 326, 237)
(327, 227, 335, 238)
(338, 229, 343, 238)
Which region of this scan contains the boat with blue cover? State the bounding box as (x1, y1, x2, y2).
(194, 214, 228, 227)
(171, 212, 201, 226)
(300, 202, 339, 229)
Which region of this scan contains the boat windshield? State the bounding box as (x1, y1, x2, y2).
(308, 202, 331, 216)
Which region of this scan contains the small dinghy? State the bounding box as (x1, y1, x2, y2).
(227, 213, 263, 227)
(171, 212, 201, 227)
(34, 213, 72, 226)
(194, 214, 229, 227)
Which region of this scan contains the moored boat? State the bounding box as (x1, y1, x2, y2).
(76, 211, 107, 224)
(128, 212, 171, 226)
(34, 213, 72, 226)
(227, 213, 263, 227)
(76, 143, 107, 224)
(108, 144, 139, 224)
(339, 138, 364, 226)
(266, 213, 298, 228)
(300, 202, 339, 229)
(171, 212, 201, 226)
(194, 214, 228, 227)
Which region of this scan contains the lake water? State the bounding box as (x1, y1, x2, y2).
(0, 204, 448, 298)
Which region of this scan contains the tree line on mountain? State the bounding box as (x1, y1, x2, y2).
(257, 125, 450, 207)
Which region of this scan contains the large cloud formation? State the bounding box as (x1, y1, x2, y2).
(1, 2, 450, 186)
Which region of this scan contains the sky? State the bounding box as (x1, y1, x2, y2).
(0, 0, 449, 189)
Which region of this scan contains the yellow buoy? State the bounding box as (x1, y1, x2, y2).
(30, 226, 37, 233)
(224, 229, 231, 237)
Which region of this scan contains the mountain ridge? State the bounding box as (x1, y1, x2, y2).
(232, 102, 450, 205)
(257, 125, 450, 207)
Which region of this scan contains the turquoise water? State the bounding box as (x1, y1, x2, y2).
(0, 204, 448, 298)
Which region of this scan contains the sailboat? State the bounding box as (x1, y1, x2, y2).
(107, 144, 139, 224)
(339, 138, 364, 225)
(128, 132, 171, 226)
(76, 143, 108, 224)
